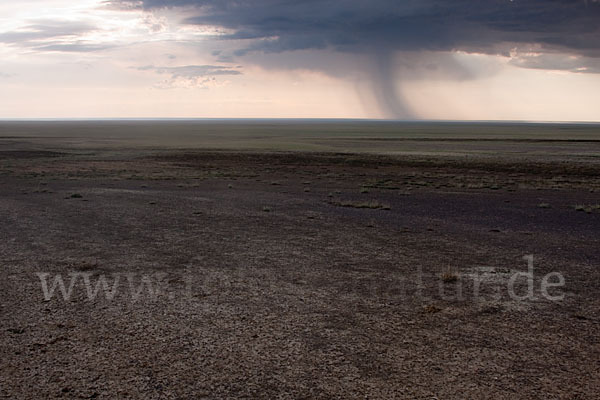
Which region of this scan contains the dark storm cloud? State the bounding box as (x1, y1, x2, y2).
(113, 0, 600, 57)
(111, 0, 600, 118)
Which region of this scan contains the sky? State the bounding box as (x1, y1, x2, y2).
(0, 0, 599, 121)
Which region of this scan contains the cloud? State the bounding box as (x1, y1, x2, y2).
(141, 13, 169, 33)
(111, 0, 600, 57)
(0, 19, 118, 53)
(137, 64, 242, 76)
(33, 43, 116, 52)
(137, 64, 242, 88)
(109, 0, 600, 118)
(0, 20, 97, 46)
(509, 52, 600, 73)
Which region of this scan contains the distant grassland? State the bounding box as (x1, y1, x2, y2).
(1, 120, 600, 161)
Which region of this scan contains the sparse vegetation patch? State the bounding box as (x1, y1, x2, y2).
(574, 204, 600, 213)
(329, 200, 391, 210)
(441, 271, 459, 283)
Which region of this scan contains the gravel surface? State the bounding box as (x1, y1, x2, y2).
(1, 144, 599, 399)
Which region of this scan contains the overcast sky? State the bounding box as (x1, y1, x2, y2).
(1, 0, 599, 120)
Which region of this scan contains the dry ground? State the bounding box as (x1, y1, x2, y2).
(1, 130, 600, 398)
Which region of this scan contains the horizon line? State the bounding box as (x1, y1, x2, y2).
(0, 118, 599, 125)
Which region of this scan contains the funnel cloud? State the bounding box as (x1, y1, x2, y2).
(371, 52, 412, 119)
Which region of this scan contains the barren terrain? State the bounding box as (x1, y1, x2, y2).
(1, 121, 599, 399)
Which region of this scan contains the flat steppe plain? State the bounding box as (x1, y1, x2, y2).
(1, 121, 599, 399)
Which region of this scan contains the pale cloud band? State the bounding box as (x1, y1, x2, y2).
(137, 64, 242, 88)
